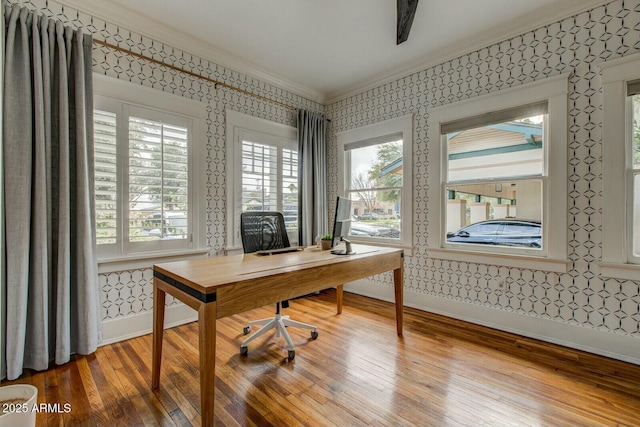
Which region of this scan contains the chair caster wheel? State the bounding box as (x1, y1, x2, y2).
(311, 330, 318, 340)
(243, 326, 251, 335)
(240, 345, 248, 356)
(288, 349, 295, 359)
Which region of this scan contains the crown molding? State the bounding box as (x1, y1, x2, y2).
(59, 0, 612, 107)
(60, 0, 326, 105)
(325, 0, 612, 104)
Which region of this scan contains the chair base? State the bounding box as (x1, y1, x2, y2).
(240, 313, 318, 358)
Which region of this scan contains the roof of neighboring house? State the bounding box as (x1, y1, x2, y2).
(379, 157, 403, 177)
(379, 121, 543, 177)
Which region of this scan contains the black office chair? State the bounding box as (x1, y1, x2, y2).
(239, 211, 318, 359)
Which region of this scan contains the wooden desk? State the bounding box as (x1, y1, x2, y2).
(151, 244, 404, 426)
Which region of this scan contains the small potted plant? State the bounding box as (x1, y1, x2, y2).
(320, 234, 333, 250)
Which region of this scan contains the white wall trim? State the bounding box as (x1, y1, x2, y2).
(97, 249, 209, 274)
(598, 262, 640, 281)
(225, 110, 297, 250)
(599, 52, 640, 268)
(93, 73, 208, 260)
(100, 303, 197, 346)
(427, 73, 569, 263)
(427, 247, 569, 273)
(345, 279, 640, 365)
(336, 113, 414, 250)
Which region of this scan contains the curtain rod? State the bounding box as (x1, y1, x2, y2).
(94, 39, 300, 112)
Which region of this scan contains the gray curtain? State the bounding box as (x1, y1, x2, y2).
(3, 4, 100, 380)
(297, 109, 328, 245)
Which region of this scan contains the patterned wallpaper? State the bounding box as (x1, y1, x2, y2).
(8, 0, 640, 342)
(326, 0, 640, 338)
(6, 0, 324, 321)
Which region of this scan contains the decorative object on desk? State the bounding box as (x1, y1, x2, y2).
(321, 234, 333, 250)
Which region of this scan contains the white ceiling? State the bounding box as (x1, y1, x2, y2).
(66, 0, 606, 103)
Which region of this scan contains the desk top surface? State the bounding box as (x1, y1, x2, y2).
(154, 244, 403, 295)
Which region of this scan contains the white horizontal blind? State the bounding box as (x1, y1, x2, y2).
(94, 110, 118, 245)
(281, 147, 298, 233)
(239, 137, 298, 240)
(128, 116, 189, 242)
(630, 93, 640, 260)
(241, 140, 278, 212)
(441, 101, 548, 135)
(627, 79, 640, 97)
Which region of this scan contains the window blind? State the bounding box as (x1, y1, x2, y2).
(441, 101, 548, 135)
(627, 79, 640, 97)
(94, 110, 118, 245)
(128, 116, 189, 241)
(241, 140, 278, 211)
(343, 132, 403, 151)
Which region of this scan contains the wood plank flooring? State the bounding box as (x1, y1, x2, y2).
(4, 289, 640, 426)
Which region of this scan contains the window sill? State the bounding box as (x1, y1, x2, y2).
(598, 262, 640, 281)
(427, 247, 568, 273)
(97, 249, 210, 274)
(347, 238, 414, 257)
(224, 246, 244, 256)
(227, 242, 414, 257)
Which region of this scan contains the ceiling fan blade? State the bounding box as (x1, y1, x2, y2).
(397, 0, 419, 45)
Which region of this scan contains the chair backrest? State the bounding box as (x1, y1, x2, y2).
(240, 211, 291, 254)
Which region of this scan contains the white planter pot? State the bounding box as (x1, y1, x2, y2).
(0, 384, 38, 427)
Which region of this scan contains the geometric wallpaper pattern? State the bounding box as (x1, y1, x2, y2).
(10, 0, 640, 339)
(326, 0, 640, 337)
(8, 0, 323, 322)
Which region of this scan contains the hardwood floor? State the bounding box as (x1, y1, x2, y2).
(4, 289, 640, 426)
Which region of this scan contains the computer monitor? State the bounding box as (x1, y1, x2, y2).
(331, 196, 355, 255)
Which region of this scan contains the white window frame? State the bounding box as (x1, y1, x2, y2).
(427, 74, 569, 273)
(225, 110, 298, 251)
(336, 114, 413, 253)
(93, 74, 207, 266)
(599, 52, 640, 280)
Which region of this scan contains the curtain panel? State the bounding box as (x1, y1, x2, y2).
(297, 109, 328, 246)
(3, 4, 100, 380)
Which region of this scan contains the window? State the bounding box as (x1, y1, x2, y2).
(600, 53, 640, 279)
(337, 114, 413, 250)
(443, 103, 546, 252)
(94, 74, 205, 259)
(427, 74, 569, 272)
(226, 110, 298, 250)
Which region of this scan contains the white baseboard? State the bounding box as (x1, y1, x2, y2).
(345, 279, 640, 365)
(100, 304, 197, 346)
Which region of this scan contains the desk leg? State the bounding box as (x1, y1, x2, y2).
(393, 266, 404, 337)
(199, 301, 217, 427)
(152, 278, 166, 389)
(336, 285, 343, 314)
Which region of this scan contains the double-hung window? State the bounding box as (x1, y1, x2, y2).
(427, 74, 569, 272)
(442, 103, 547, 253)
(600, 53, 640, 279)
(94, 74, 205, 259)
(336, 114, 413, 250)
(226, 110, 298, 250)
